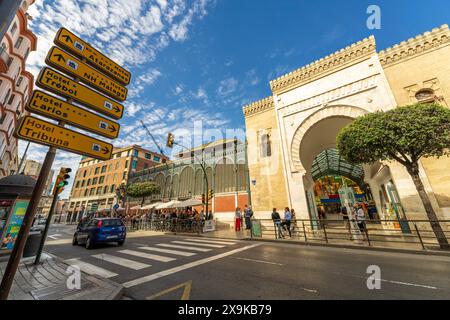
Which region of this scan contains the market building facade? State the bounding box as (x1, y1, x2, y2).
(243, 24, 450, 230)
(127, 139, 250, 225)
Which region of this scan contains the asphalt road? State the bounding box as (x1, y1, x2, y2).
(43, 224, 450, 300)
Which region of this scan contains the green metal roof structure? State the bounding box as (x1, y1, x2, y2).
(311, 148, 364, 185)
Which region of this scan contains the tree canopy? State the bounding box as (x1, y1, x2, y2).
(336, 103, 450, 167)
(126, 181, 160, 205)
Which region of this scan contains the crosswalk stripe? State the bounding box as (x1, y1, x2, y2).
(64, 258, 118, 278)
(157, 243, 212, 252)
(171, 241, 224, 248)
(91, 253, 151, 270)
(138, 247, 197, 257)
(119, 249, 175, 262)
(183, 238, 236, 245)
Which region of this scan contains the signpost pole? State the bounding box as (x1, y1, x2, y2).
(0, 146, 56, 300)
(34, 192, 59, 265)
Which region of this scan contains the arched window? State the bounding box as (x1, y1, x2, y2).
(415, 89, 435, 103)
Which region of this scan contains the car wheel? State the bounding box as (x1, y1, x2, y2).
(85, 236, 93, 249)
(117, 240, 125, 246)
(72, 235, 78, 246)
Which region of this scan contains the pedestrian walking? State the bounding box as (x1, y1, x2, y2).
(235, 207, 242, 231)
(290, 208, 297, 236)
(271, 208, 284, 239)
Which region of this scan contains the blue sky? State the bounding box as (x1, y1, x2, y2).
(21, 0, 450, 197)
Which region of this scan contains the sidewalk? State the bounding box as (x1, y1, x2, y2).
(0, 254, 123, 300)
(167, 226, 450, 257)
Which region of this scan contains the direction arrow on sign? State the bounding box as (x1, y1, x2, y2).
(26, 90, 120, 139)
(36, 67, 124, 120)
(15, 115, 113, 161)
(54, 27, 131, 86)
(46, 46, 128, 102)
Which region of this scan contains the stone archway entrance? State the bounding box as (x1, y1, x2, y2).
(287, 105, 406, 228)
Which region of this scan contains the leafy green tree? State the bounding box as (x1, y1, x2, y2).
(337, 103, 450, 249)
(126, 182, 160, 206)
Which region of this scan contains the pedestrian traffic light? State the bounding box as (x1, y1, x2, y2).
(167, 133, 174, 148)
(201, 193, 205, 204)
(53, 167, 72, 195)
(208, 189, 214, 199)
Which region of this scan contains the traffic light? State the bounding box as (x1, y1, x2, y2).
(53, 167, 72, 195)
(201, 193, 205, 204)
(167, 133, 174, 148)
(208, 189, 214, 200)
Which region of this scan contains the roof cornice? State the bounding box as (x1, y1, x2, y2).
(243, 96, 274, 117)
(379, 24, 450, 67)
(269, 36, 376, 95)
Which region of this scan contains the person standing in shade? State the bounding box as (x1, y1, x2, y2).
(354, 203, 367, 240)
(282, 207, 292, 238)
(234, 207, 242, 231)
(244, 205, 253, 230)
(341, 205, 351, 239)
(290, 208, 297, 236)
(271, 208, 284, 239)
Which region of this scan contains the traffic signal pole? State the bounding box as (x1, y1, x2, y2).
(34, 192, 59, 264)
(0, 147, 57, 300)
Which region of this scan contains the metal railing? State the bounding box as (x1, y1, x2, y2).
(254, 218, 450, 251)
(122, 217, 204, 234)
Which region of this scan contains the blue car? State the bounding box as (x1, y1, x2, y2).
(72, 218, 126, 249)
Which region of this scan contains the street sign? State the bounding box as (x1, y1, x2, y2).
(45, 46, 128, 102)
(36, 67, 124, 119)
(54, 27, 131, 86)
(26, 90, 120, 139)
(15, 116, 113, 161)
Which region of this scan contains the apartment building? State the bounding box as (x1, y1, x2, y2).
(66, 145, 168, 222)
(0, 0, 37, 177)
(21, 159, 55, 196)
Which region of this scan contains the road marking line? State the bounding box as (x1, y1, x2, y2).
(183, 238, 237, 245)
(47, 239, 72, 245)
(380, 279, 438, 290)
(48, 234, 62, 239)
(146, 280, 192, 300)
(91, 253, 151, 270)
(157, 244, 212, 252)
(138, 247, 197, 257)
(122, 244, 261, 288)
(64, 258, 118, 278)
(119, 249, 175, 262)
(233, 257, 283, 266)
(171, 241, 224, 248)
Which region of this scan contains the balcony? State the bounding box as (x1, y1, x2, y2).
(0, 49, 11, 73)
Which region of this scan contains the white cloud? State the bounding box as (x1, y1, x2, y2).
(217, 77, 238, 96)
(139, 69, 162, 85)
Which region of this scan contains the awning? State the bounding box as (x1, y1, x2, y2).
(141, 202, 163, 210)
(176, 198, 202, 207)
(155, 200, 183, 209)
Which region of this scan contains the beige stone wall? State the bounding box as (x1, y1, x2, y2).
(381, 24, 450, 219)
(244, 100, 288, 217)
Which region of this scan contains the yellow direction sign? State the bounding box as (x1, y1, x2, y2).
(15, 116, 113, 161)
(26, 90, 120, 139)
(54, 27, 131, 86)
(36, 67, 124, 120)
(46, 46, 128, 102)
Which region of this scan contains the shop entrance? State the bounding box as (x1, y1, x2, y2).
(311, 148, 378, 221)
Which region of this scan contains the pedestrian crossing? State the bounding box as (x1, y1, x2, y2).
(63, 237, 239, 280)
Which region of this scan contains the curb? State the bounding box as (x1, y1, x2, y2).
(166, 232, 450, 257)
